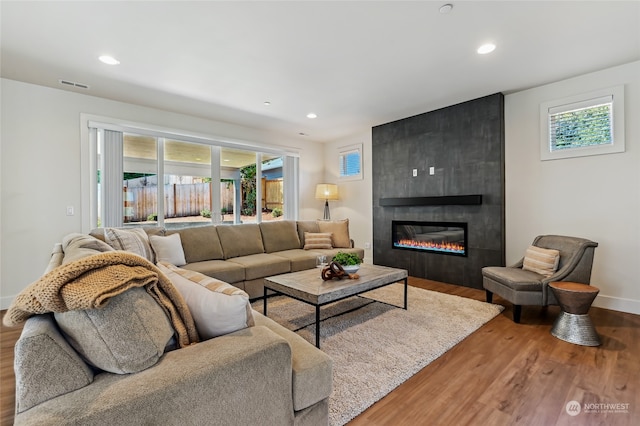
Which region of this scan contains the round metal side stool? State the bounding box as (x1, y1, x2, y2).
(549, 282, 601, 346)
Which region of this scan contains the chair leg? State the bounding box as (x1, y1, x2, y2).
(513, 305, 522, 323)
(485, 290, 493, 303)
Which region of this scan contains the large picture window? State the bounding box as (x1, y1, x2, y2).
(84, 115, 299, 230)
(540, 85, 625, 160)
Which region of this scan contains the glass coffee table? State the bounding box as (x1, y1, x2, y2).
(264, 264, 408, 348)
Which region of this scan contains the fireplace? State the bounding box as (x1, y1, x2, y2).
(392, 221, 468, 257)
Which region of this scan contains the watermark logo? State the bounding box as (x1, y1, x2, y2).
(565, 400, 630, 416)
(566, 401, 581, 416)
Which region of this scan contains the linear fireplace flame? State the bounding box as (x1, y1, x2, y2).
(392, 220, 468, 257)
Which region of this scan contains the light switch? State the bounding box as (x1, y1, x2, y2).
(66, 206, 75, 216)
(412, 169, 418, 177)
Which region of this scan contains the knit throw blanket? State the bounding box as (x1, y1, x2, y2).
(3, 251, 199, 348)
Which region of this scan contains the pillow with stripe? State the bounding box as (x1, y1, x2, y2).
(303, 232, 333, 250)
(522, 245, 560, 277)
(104, 227, 155, 263)
(157, 263, 254, 340)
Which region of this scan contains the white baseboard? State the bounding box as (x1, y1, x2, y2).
(593, 294, 640, 316)
(1, 295, 15, 311)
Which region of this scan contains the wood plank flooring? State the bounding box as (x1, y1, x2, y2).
(1, 277, 638, 426)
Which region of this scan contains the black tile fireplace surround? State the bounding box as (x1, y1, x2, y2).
(372, 93, 505, 289)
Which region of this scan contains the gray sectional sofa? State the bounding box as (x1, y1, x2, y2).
(11, 219, 363, 425)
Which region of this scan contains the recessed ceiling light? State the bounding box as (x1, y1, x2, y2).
(223, 159, 230, 162)
(98, 55, 120, 65)
(439, 4, 453, 14)
(306, 113, 317, 119)
(263, 101, 271, 106)
(477, 43, 496, 54)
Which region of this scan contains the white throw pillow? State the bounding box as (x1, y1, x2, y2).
(149, 233, 187, 266)
(157, 263, 254, 339)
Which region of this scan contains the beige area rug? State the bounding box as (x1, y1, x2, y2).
(253, 283, 504, 426)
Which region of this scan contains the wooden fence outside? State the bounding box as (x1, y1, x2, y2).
(124, 180, 283, 222)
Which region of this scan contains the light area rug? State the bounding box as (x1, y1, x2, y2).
(253, 283, 504, 426)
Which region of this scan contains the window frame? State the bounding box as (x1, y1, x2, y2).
(539, 85, 625, 161)
(81, 114, 299, 231)
(338, 143, 363, 181)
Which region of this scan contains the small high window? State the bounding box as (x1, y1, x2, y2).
(540, 85, 625, 160)
(339, 144, 363, 180)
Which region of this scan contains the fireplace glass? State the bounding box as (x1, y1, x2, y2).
(392, 221, 467, 257)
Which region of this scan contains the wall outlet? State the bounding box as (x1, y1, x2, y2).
(412, 169, 418, 177)
(429, 166, 435, 175)
(364, 242, 371, 249)
(66, 206, 74, 216)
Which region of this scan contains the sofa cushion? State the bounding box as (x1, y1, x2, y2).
(259, 220, 301, 253)
(180, 259, 246, 284)
(14, 314, 95, 413)
(149, 233, 187, 266)
(167, 225, 224, 263)
(522, 245, 560, 277)
(54, 287, 175, 374)
(317, 219, 351, 248)
(271, 249, 322, 272)
(158, 263, 254, 339)
(297, 220, 321, 248)
(216, 223, 265, 259)
(303, 232, 333, 250)
(253, 311, 333, 411)
(104, 227, 156, 262)
(61, 233, 114, 265)
(482, 266, 544, 291)
(227, 253, 290, 281)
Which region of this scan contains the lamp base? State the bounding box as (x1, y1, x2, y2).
(323, 200, 331, 220)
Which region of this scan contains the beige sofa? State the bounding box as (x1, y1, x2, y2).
(12, 219, 363, 425)
(106, 219, 364, 299)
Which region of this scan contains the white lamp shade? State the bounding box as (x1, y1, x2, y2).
(315, 183, 339, 200)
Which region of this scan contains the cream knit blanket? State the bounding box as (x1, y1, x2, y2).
(3, 251, 199, 348)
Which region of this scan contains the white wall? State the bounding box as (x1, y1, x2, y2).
(0, 78, 325, 309)
(322, 130, 374, 264)
(505, 61, 640, 314)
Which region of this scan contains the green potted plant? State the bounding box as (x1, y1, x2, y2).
(332, 251, 362, 274)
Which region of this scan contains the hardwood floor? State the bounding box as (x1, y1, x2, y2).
(1, 278, 638, 426)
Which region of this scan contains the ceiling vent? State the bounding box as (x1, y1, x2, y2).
(59, 79, 90, 90)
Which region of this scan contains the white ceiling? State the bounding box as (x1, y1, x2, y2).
(2, 1, 639, 142)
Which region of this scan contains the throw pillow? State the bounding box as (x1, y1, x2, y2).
(104, 227, 155, 262)
(297, 220, 320, 248)
(149, 233, 187, 266)
(303, 232, 333, 250)
(522, 245, 560, 277)
(158, 263, 255, 339)
(54, 287, 175, 374)
(317, 219, 351, 248)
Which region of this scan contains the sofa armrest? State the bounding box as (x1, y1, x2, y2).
(15, 326, 295, 426)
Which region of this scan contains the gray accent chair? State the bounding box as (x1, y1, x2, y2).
(482, 235, 598, 323)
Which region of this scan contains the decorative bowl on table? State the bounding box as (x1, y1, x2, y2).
(342, 264, 360, 274)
